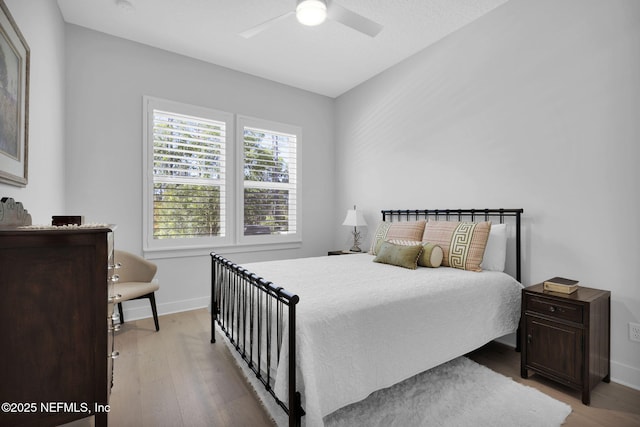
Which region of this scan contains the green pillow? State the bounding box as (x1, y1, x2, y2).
(373, 241, 423, 270)
(419, 242, 443, 268)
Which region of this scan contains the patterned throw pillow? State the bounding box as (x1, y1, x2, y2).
(388, 239, 443, 268)
(369, 220, 427, 255)
(422, 221, 491, 272)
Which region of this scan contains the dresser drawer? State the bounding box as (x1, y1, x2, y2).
(525, 294, 583, 323)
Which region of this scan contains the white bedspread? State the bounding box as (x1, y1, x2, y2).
(242, 254, 522, 427)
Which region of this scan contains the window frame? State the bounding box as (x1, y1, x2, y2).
(142, 98, 302, 258)
(236, 115, 302, 246)
(143, 96, 234, 254)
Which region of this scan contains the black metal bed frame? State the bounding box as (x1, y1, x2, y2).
(210, 253, 303, 426)
(211, 208, 524, 427)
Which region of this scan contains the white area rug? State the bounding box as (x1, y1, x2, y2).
(219, 329, 572, 427)
(324, 356, 572, 427)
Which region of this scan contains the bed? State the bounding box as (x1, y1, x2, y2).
(211, 208, 524, 427)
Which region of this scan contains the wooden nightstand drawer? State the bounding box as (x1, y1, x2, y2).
(526, 294, 583, 323)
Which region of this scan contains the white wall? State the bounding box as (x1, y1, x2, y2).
(334, 0, 640, 389)
(64, 25, 336, 319)
(8, 0, 638, 390)
(0, 0, 66, 222)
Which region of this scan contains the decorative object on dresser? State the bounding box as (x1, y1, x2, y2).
(543, 276, 579, 294)
(0, 199, 117, 427)
(0, 197, 31, 227)
(342, 205, 367, 252)
(52, 215, 84, 226)
(521, 283, 610, 405)
(211, 208, 524, 426)
(113, 250, 160, 331)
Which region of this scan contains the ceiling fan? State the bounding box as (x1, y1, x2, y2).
(239, 0, 383, 39)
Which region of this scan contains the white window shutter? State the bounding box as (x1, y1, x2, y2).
(241, 120, 300, 239)
(151, 107, 227, 239)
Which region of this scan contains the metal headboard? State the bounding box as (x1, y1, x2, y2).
(381, 209, 524, 282)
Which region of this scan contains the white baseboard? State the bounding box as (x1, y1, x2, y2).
(118, 295, 210, 323)
(611, 360, 640, 391)
(495, 332, 517, 348)
(492, 334, 640, 391)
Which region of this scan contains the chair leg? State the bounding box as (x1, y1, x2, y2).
(149, 292, 160, 331)
(118, 302, 124, 324)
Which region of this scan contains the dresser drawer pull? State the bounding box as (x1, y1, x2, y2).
(109, 324, 121, 332)
(549, 306, 556, 313)
(109, 262, 122, 270)
(111, 313, 120, 322)
(109, 274, 120, 284)
(109, 351, 120, 359)
(108, 293, 122, 304)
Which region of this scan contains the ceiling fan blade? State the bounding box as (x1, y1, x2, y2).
(328, 2, 383, 37)
(239, 11, 295, 39)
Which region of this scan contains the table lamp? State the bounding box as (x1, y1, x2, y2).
(342, 205, 367, 252)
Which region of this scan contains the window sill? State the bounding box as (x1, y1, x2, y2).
(143, 240, 302, 260)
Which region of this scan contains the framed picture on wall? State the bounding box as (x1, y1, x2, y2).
(0, 0, 29, 187)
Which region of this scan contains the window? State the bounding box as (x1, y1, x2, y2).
(239, 116, 300, 244)
(143, 98, 301, 255)
(143, 97, 233, 252)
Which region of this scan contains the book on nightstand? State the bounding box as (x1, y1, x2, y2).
(543, 276, 579, 294)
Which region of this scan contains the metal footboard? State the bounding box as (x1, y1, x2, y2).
(210, 253, 303, 427)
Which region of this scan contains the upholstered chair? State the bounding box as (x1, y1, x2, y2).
(113, 250, 160, 331)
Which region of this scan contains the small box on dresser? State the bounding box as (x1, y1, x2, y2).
(520, 283, 610, 405)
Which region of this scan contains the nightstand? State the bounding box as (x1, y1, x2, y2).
(328, 250, 362, 255)
(520, 283, 610, 404)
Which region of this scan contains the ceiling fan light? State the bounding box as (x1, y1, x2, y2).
(296, 0, 327, 26)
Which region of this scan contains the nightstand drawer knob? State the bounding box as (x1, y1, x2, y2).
(549, 306, 556, 313)
(109, 351, 120, 359)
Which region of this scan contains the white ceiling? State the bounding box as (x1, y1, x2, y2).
(56, 0, 510, 98)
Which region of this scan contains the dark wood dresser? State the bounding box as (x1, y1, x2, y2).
(520, 283, 610, 404)
(0, 227, 116, 427)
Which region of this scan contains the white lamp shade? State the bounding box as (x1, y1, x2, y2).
(296, 0, 327, 26)
(342, 209, 367, 227)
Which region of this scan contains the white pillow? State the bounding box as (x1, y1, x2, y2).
(480, 223, 507, 272)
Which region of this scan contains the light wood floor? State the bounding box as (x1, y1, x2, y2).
(65, 309, 640, 427)
(467, 343, 640, 427)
